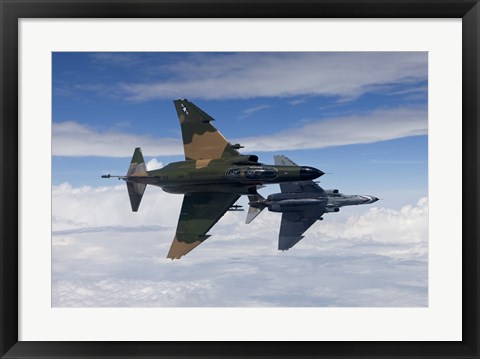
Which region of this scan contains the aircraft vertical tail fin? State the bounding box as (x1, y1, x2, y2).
(245, 194, 266, 224)
(274, 155, 299, 167)
(126, 147, 147, 212)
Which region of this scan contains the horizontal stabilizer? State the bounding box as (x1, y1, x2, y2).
(246, 194, 266, 224)
(246, 205, 264, 224)
(126, 147, 148, 212)
(127, 182, 146, 212)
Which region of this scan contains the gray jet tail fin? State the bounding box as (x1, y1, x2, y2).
(126, 147, 147, 212)
(245, 193, 266, 224)
(274, 155, 299, 167)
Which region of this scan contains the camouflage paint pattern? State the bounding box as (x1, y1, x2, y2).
(167, 235, 204, 259)
(126, 148, 147, 211)
(174, 99, 239, 160)
(105, 100, 323, 259)
(127, 147, 148, 177)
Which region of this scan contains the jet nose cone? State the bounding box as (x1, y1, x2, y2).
(299, 166, 324, 180)
(370, 196, 379, 203)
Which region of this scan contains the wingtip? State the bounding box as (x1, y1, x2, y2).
(166, 235, 205, 259)
(278, 235, 304, 250)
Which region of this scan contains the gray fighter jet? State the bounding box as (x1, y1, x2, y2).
(246, 155, 378, 250)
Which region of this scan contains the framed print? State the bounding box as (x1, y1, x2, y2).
(1, 0, 479, 358)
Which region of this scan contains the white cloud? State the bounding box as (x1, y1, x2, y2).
(245, 197, 429, 261)
(146, 158, 163, 170)
(52, 279, 215, 307)
(52, 121, 182, 157)
(289, 99, 307, 106)
(53, 106, 426, 157)
(235, 107, 427, 152)
(52, 183, 428, 307)
(89, 53, 140, 67)
(52, 182, 183, 231)
(240, 104, 270, 118)
(313, 197, 428, 244)
(117, 52, 427, 101)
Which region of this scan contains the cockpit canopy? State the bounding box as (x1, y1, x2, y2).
(226, 166, 278, 181)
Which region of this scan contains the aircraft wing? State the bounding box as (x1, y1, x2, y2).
(174, 99, 240, 161)
(274, 155, 324, 193)
(278, 206, 325, 250)
(167, 192, 240, 259)
(280, 180, 325, 194)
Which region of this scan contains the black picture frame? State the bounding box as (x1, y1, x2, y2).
(1, 1, 478, 358)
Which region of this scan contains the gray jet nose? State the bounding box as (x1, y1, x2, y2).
(299, 166, 324, 180)
(370, 196, 379, 203)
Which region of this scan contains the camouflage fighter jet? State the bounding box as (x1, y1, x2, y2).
(246, 155, 378, 251)
(102, 100, 324, 259)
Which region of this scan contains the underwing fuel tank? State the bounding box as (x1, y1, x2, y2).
(270, 198, 326, 212)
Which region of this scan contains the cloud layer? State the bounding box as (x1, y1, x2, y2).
(52, 121, 183, 157)
(237, 106, 426, 152)
(52, 183, 428, 307)
(117, 52, 427, 101)
(52, 106, 426, 157)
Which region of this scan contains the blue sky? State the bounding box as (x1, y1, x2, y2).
(52, 52, 427, 208)
(51, 52, 428, 307)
